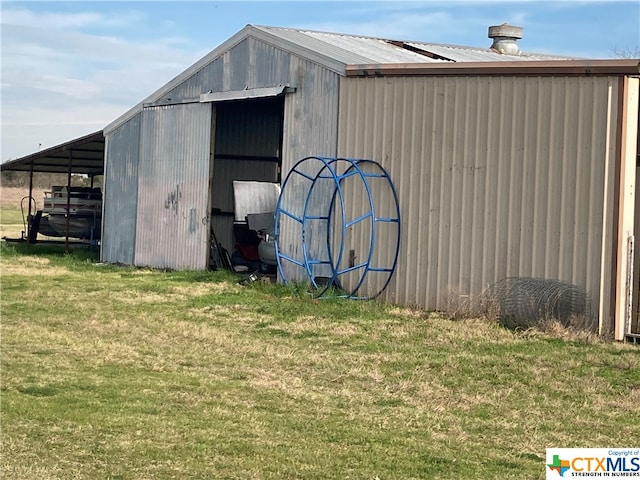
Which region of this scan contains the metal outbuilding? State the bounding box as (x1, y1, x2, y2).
(100, 24, 576, 269)
(339, 61, 639, 341)
(4, 24, 639, 340)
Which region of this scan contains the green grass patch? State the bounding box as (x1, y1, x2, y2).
(0, 206, 26, 226)
(1, 241, 639, 479)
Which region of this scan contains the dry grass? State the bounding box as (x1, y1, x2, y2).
(0, 187, 49, 239)
(0, 186, 48, 208)
(2, 243, 639, 479)
(443, 287, 499, 322)
(0, 255, 70, 277)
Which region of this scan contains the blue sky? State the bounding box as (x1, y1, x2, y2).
(1, 1, 639, 162)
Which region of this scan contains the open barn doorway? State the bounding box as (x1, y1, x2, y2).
(208, 96, 285, 271)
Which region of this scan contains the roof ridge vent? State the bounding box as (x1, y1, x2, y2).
(488, 23, 523, 55)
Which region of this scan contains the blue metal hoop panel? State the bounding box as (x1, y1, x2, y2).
(275, 156, 400, 300)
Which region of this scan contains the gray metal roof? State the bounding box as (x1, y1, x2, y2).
(255, 25, 575, 64)
(253, 26, 445, 64)
(105, 24, 577, 134)
(0, 130, 104, 176)
(403, 41, 575, 62)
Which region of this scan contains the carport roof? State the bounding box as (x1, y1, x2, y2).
(0, 130, 104, 176)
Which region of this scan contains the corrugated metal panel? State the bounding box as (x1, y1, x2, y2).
(338, 75, 619, 316)
(102, 114, 141, 265)
(278, 58, 341, 281)
(104, 31, 294, 132)
(282, 58, 340, 167)
(215, 100, 282, 158)
(162, 38, 293, 105)
(104, 24, 585, 134)
(404, 42, 576, 62)
(257, 26, 573, 64)
(256, 27, 442, 64)
(135, 103, 212, 269)
(252, 39, 293, 87)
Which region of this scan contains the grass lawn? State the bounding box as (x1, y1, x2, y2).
(1, 207, 28, 240)
(0, 187, 60, 241)
(1, 241, 639, 479)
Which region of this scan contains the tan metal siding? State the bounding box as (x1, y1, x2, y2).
(338, 75, 619, 316)
(135, 103, 212, 269)
(617, 77, 639, 339)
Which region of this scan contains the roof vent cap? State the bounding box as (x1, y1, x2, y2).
(488, 23, 523, 55)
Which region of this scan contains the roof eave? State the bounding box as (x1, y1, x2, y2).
(0, 130, 105, 176)
(346, 59, 640, 77)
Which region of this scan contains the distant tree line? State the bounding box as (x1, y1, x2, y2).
(1, 171, 103, 189)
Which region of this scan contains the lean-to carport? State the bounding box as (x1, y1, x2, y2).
(0, 130, 105, 247)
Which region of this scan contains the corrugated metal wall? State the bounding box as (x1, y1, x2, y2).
(103, 35, 341, 273)
(162, 38, 293, 102)
(135, 103, 212, 269)
(278, 58, 341, 281)
(102, 114, 141, 265)
(338, 75, 620, 317)
(282, 58, 340, 168)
